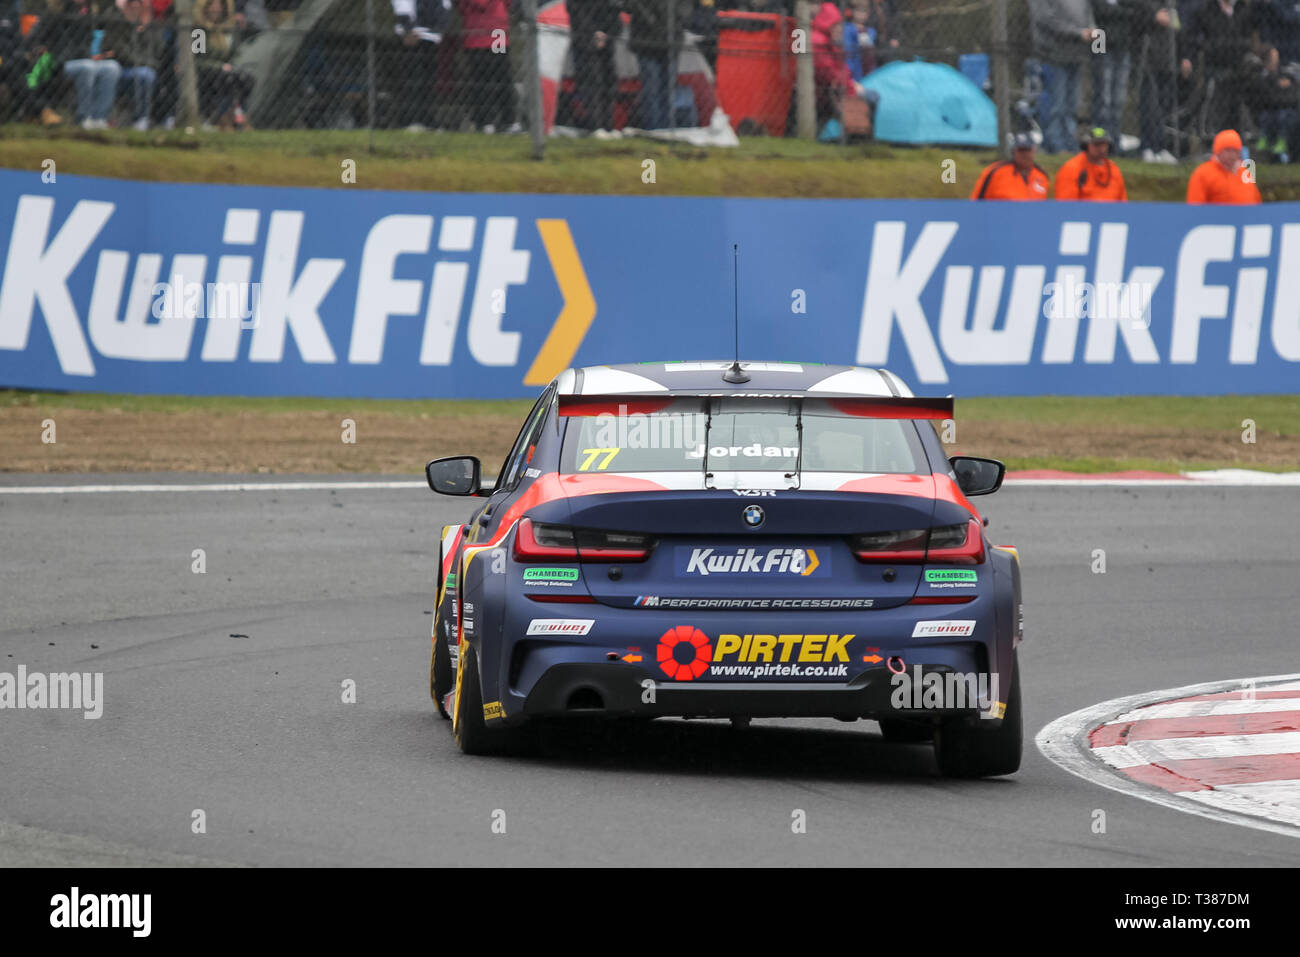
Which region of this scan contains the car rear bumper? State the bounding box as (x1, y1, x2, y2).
(519, 660, 993, 723)
(491, 592, 1012, 727)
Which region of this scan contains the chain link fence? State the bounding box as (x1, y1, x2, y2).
(2, 0, 1297, 162)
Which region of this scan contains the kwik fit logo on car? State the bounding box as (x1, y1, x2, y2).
(675, 546, 829, 577)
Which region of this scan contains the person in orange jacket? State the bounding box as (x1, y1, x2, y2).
(971, 133, 1051, 200)
(1054, 127, 1128, 201)
(1187, 130, 1262, 204)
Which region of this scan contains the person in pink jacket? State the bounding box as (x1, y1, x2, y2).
(811, 2, 868, 133)
(459, 0, 519, 132)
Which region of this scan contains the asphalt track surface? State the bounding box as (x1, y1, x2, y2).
(1, 475, 1297, 867)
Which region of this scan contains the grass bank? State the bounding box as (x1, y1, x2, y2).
(3, 390, 1295, 475)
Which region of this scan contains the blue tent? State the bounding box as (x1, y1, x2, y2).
(861, 60, 997, 147)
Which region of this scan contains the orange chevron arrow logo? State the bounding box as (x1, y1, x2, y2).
(800, 549, 821, 576)
(524, 219, 596, 386)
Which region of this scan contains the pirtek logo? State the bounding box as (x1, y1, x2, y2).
(682, 547, 823, 577)
(714, 633, 853, 663)
(0, 200, 594, 386)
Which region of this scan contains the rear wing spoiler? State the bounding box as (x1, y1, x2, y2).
(557, 393, 954, 420)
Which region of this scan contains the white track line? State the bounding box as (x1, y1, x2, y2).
(2, 475, 1296, 494)
(1007, 469, 1300, 487)
(1182, 781, 1300, 829)
(1005, 479, 1199, 487)
(1006, 477, 1300, 487)
(0, 481, 427, 494)
(1036, 673, 1300, 840)
(1092, 731, 1300, 769)
(1107, 695, 1300, 723)
(1184, 469, 1300, 485)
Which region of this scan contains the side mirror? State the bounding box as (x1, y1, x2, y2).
(425, 456, 483, 496)
(949, 455, 1005, 496)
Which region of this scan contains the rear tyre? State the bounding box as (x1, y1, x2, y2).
(431, 627, 452, 721)
(431, 539, 455, 721)
(934, 653, 1022, 778)
(453, 643, 533, 756)
(878, 719, 934, 744)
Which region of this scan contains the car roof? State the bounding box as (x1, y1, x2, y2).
(555, 361, 915, 398)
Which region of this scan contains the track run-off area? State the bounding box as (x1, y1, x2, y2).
(0, 475, 1297, 865)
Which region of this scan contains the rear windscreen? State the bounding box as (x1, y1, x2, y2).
(560, 398, 928, 475)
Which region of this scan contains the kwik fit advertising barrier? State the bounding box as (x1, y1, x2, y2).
(1, 168, 1298, 398)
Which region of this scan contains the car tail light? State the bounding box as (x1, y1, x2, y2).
(926, 519, 985, 565)
(514, 519, 579, 560)
(851, 518, 984, 565)
(849, 528, 929, 563)
(514, 518, 653, 563)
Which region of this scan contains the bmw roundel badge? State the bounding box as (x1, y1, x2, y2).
(743, 505, 765, 527)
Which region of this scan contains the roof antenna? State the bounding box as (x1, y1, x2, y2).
(722, 243, 749, 384)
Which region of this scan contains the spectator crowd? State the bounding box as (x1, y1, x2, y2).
(1030, 0, 1300, 166)
(0, 0, 1295, 171)
(0, 0, 273, 129)
(0, 0, 897, 135)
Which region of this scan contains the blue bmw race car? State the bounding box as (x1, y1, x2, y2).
(426, 361, 1023, 777)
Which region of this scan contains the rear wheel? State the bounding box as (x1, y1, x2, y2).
(430, 617, 454, 720)
(453, 642, 533, 756)
(431, 538, 456, 721)
(431, 636, 452, 720)
(934, 653, 1022, 778)
(878, 719, 934, 743)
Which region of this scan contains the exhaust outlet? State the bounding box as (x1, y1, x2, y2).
(565, 687, 605, 711)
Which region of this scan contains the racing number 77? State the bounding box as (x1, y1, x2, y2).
(578, 448, 620, 471)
